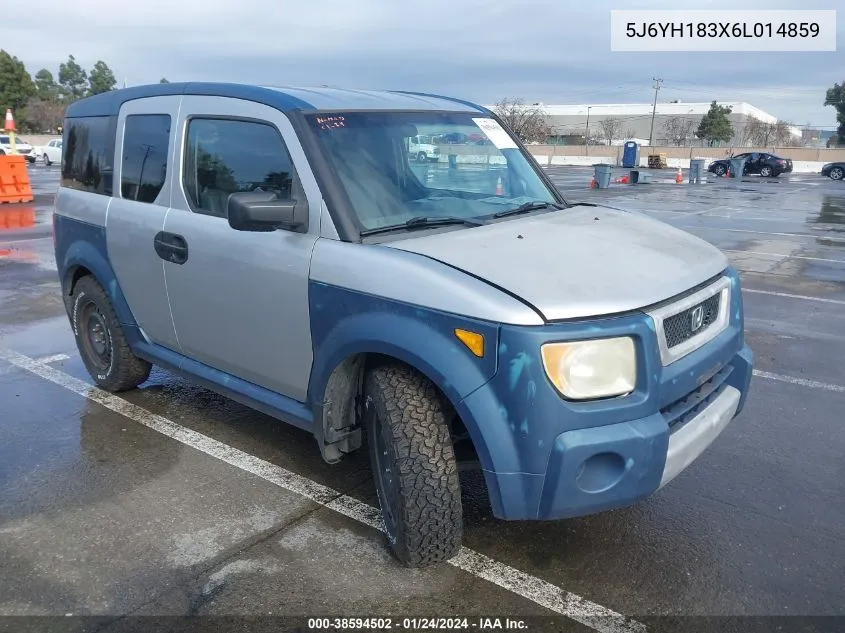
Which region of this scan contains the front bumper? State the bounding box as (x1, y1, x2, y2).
(529, 344, 752, 520)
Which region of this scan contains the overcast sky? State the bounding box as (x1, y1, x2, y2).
(3, 0, 843, 126)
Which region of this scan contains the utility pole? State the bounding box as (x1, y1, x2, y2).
(584, 106, 591, 155)
(648, 77, 663, 147)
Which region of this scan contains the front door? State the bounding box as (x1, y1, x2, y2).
(162, 96, 321, 402)
(106, 96, 180, 350)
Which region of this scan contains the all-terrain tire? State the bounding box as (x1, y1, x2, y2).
(70, 275, 152, 392)
(363, 364, 463, 567)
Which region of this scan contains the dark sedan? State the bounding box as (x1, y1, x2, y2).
(821, 162, 845, 180)
(708, 152, 793, 177)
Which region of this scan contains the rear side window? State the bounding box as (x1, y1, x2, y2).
(183, 118, 296, 218)
(121, 114, 172, 204)
(61, 116, 116, 195)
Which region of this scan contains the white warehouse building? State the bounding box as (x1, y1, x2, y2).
(487, 101, 802, 146)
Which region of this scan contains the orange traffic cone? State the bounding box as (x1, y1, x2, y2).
(590, 176, 597, 189)
(675, 167, 683, 184)
(495, 177, 503, 195)
(4, 109, 16, 132)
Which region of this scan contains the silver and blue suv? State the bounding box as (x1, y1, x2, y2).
(53, 83, 754, 567)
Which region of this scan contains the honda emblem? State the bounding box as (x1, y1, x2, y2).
(690, 305, 704, 332)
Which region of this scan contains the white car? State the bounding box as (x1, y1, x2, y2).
(40, 138, 63, 166)
(0, 135, 34, 159)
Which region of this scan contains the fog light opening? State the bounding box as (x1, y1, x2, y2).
(575, 452, 628, 494)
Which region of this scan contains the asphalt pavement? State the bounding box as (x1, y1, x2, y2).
(1, 163, 844, 633)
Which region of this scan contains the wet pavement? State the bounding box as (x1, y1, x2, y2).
(1, 164, 844, 632)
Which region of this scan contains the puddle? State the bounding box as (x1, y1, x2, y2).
(813, 196, 845, 226)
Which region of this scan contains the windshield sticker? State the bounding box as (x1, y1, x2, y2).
(315, 115, 346, 130)
(472, 118, 517, 149)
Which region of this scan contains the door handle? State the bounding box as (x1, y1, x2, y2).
(154, 231, 189, 265)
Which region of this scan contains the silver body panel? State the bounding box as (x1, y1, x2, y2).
(107, 96, 181, 351)
(309, 241, 544, 326)
(54, 187, 109, 227)
(659, 385, 741, 488)
(164, 96, 319, 402)
(385, 205, 729, 321)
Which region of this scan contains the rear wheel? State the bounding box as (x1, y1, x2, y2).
(71, 276, 152, 391)
(760, 165, 773, 177)
(830, 166, 844, 180)
(363, 364, 463, 567)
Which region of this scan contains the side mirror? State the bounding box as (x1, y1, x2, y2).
(227, 191, 308, 233)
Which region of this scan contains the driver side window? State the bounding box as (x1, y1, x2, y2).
(183, 118, 297, 218)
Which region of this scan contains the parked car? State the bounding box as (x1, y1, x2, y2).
(39, 138, 63, 166)
(0, 135, 34, 159)
(53, 83, 753, 567)
(708, 152, 793, 177)
(821, 162, 845, 180)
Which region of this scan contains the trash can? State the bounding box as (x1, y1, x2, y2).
(622, 141, 639, 168)
(448, 154, 457, 169)
(630, 169, 639, 184)
(728, 157, 746, 181)
(689, 158, 705, 184)
(594, 163, 613, 189)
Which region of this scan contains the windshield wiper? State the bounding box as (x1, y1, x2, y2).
(359, 215, 486, 237)
(491, 201, 564, 219)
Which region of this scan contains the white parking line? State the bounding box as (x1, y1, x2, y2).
(753, 370, 845, 394)
(0, 236, 53, 245)
(743, 288, 845, 306)
(674, 226, 813, 239)
(0, 352, 70, 376)
(725, 250, 845, 264)
(0, 346, 645, 633)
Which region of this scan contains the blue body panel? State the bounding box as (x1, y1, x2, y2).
(307, 282, 499, 406)
(64, 83, 484, 118)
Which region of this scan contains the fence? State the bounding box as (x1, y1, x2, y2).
(527, 144, 845, 163)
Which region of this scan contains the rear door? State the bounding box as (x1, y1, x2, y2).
(105, 96, 180, 350)
(162, 96, 322, 402)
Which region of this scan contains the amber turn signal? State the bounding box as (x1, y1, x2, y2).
(454, 328, 484, 357)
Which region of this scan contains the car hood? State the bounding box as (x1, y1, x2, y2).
(384, 204, 729, 321)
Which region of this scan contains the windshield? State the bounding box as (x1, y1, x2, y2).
(305, 111, 560, 233)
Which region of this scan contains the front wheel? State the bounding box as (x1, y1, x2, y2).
(714, 164, 727, 176)
(363, 364, 463, 567)
(70, 276, 152, 391)
(417, 151, 427, 162)
(829, 166, 844, 180)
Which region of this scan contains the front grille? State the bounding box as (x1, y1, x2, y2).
(662, 364, 734, 431)
(663, 293, 721, 348)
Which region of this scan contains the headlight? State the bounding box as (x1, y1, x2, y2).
(540, 337, 636, 401)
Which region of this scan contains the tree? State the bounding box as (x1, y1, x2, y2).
(34, 69, 61, 101)
(27, 99, 65, 133)
(623, 128, 636, 140)
(88, 61, 116, 95)
(824, 81, 845, 145)
(59, 55, 88, 101)
(159, 78, 170, 84)
(745, 117, 770, 146)
(662, 116, 697, 146)
(0, 50, 36, 125)
(695, 101, 733, 146)
(771, 120, 794, 146)
(492, 97, 550, 143)
(597, 117, 622, 145)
